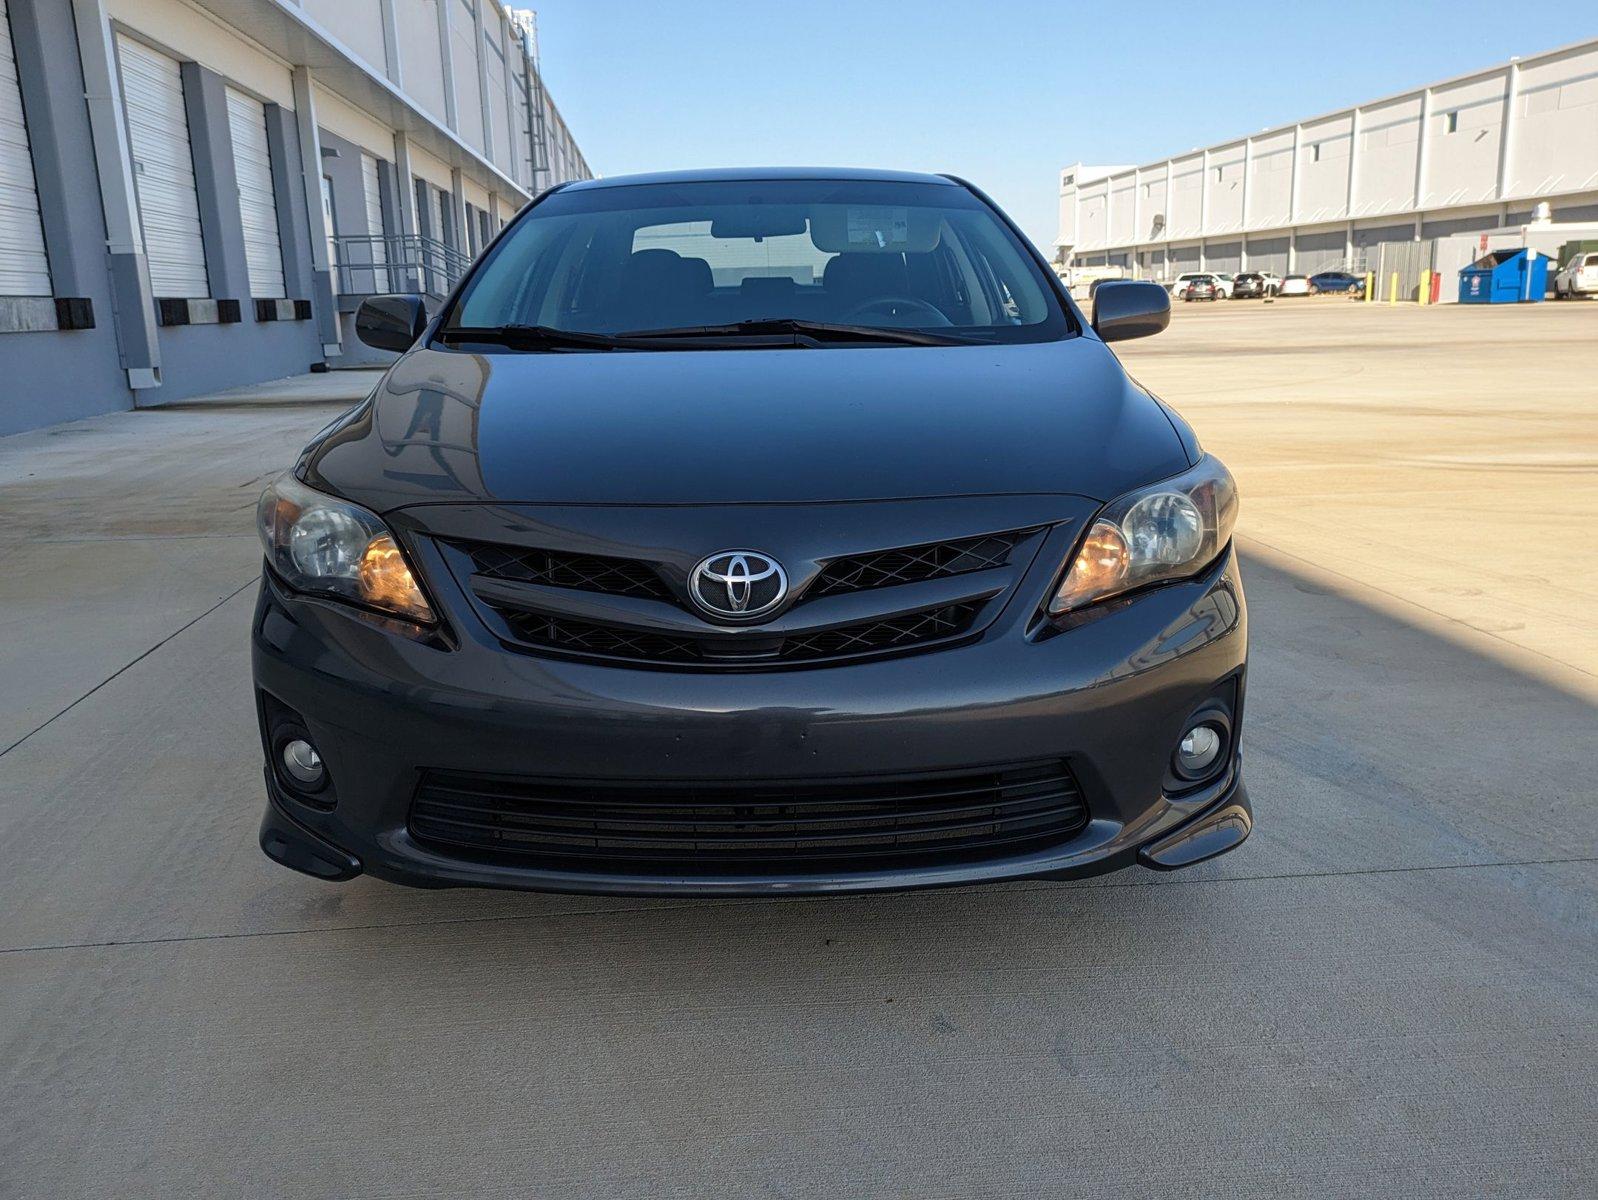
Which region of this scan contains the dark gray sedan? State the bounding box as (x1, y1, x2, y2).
(252, 168, 1249, 896)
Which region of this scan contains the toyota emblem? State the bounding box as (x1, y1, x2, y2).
(689, 550, 788, 620)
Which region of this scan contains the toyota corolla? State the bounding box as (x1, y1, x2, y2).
(253, 168, 1250, 895)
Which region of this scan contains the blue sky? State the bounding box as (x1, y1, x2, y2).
(527, 2, 1596, 251)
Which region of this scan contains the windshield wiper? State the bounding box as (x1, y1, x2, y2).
(617, 318, 964, 347)
(437, 324, 622, 351)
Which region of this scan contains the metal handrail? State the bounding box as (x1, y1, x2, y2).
(332, 233, 475, 300)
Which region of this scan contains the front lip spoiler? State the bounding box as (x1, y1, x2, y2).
(259, 774, 363, 882)
(1137, 781, 1253, 870)
(258, 769, 1251, 894)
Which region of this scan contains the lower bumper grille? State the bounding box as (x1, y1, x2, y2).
(409, 760, 1088, 875)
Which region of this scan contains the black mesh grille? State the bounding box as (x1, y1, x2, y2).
(778, 604, 976, 659)
(408, 759, 1088, 875)
(810, 530, 1030, 597)
(454, 540, 670, 600)
(492, 602, 978, 665)
(498, 611, 704, 662)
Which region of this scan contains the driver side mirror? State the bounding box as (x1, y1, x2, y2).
(356, 294, 429, 352)
(1091, 281, 1170, 343)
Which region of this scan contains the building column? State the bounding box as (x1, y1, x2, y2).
(1199, 149, 1211, 238)
(290, 67, 341, 357)
(1288, 124, 1303, 225)
(1163, 160, 1173, 245)
(1413, 88, 1433, 214)
(263, 103, 315, 304)
(1345, 107, 1363, 220)
(1130, 167, 1141, 246)
(180, 63, 249, 307)
(68, 0, 160, 390)
(394, 131, 425, 294)
(450, 168, 470, 257)
(472, 0, 494, 153)
(379, 0, 403, 86)
(1496, 61, 1521, 202)
(1240, 137, 1253, 231)
(436, 0, 459, 131)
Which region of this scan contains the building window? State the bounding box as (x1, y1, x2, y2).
(1311, 143, 1322, 163)
(1444, 110, 1459, 134)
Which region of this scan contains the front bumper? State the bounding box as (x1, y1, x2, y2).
(251, 547, 1250, 896)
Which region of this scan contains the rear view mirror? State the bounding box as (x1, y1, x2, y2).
(1091, 281, 1170, 343)
(355, 294, 428, 352)
(709, 207, 809, 240)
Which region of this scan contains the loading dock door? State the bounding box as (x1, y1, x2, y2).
(0, 0, 51, 296)
(360, 153, 388, 292)
(225, 87, 285, 298)
(117, 35, 209, 297)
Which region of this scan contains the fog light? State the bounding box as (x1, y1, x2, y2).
(281, 738, 325, 787)
(1175, 723, 1224, 778)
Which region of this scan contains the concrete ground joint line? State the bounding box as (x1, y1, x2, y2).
(1235, 533, 1598, 683)
(0, 578, 257, 760)
(2, 855, 1592, 959)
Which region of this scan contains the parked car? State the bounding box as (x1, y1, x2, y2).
(1182, 274, 1220, 301)
(1278, 274, 1311, 296)
(1552, 251, 1598, 298)
(1169, 271, 1233, 299)
(1230, 272, 1281, 298)
(1308, 270, 1366, 297)
(253, 168, 1249, 896)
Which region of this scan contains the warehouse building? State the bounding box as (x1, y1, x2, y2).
(0, 0, 590, 435)
(1058, 37, 1598, 292)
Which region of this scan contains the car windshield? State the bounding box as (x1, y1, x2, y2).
(443, 178, 1069, 347)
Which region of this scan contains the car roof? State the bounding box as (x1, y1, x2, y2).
(560, 167, 961, 192)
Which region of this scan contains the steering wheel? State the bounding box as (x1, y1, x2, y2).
(840, 297, 953, 327)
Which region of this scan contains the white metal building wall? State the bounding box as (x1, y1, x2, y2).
(225, 86, 285, 298)
(0, 0, 51, 296)
(360, 152, 387, 291)
(118, 34, 209, 297)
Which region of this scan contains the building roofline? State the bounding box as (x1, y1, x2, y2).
(1067, 35, 1598, 188)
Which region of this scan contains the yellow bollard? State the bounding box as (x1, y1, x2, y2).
(1365, 271, 1375, 302)
(1388, 272, 1399, 305)
(1419, 269, 1431, 306)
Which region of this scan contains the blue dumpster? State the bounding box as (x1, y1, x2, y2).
(1458, 248, 1549, 304)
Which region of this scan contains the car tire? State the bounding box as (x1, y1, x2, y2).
(1347, 284, 1361, 297)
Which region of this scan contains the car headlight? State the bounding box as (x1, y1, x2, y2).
(256, 474, 435, 623)
(1048, 454, 1238, 616)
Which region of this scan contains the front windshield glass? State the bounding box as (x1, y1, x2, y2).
(444, 178, 1069, 345)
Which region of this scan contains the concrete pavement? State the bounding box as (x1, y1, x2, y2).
(1, 313, 1594, 1198)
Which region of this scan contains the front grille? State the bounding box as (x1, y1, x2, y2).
(778, 604, 975, 659)
(447, 526, 1034, 669)
(499, 610, 704, 662)
(495, 602, 980, 666)
(454, 540, 670, 600)
(810, 530, 1030, 597)
(408, 759, 1088, 875)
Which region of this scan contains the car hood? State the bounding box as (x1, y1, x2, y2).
(302, 337, 1190, 511)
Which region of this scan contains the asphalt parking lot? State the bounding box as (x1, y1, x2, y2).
(2, 301, 1595, 1198)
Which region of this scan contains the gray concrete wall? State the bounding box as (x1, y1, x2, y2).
(0, 0, 132, 435)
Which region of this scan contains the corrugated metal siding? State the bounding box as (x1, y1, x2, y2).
(118, 35, 209, 297)
(360, 152, 388, 291)
(225, 87, 285, 298)
(0, 0, 51, 296)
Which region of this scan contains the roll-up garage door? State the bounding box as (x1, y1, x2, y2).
(118, 35, 209, 297)
(360, 153, 388, 292)
(225, 87, 284, 298)
(1205, 241, 1242, 274)
(0, 0, 51, 295)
